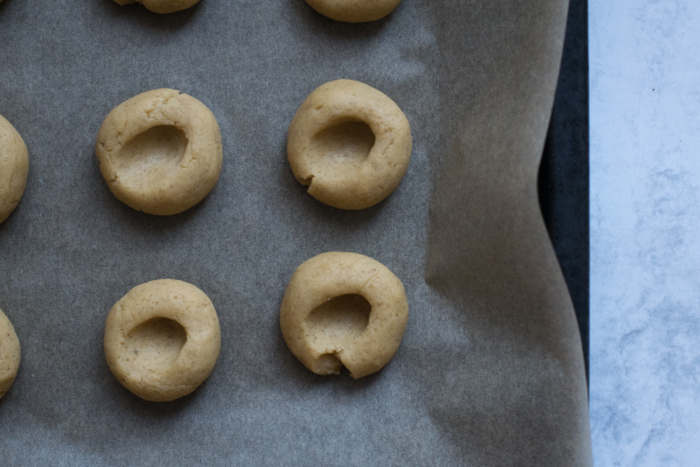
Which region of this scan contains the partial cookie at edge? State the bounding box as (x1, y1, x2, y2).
(0, 114, 29, 225)
(305, 0, 403, 22)
(113, 0, 201, 14)
(0, 309, 21, 399)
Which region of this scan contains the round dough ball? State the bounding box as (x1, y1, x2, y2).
(0, 308, 21, 399)
(280, 252, 409, 379)
(305, 0, 403, 22)
(113, 0, 200, 14)
(0, 114, 29, 225)
(104, 279, 221, 402)
(95, 89, 222, 216)
(287, 79, 412, 210)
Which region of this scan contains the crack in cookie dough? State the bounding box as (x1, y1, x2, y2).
(103, 279, 221, 402)
(95, 89, 222, 215)
(0, 115, 29, 225)
(0, 308, 21, 399)
(287, 80, 412, 210)
(305, 0, 404, 23)
(113, 0, 201, 14)
(280, 252, 409, 379)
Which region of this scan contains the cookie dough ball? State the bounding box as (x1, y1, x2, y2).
(0, 114, 29, 225)
(96, 89, 222, 215)
(280, 252, 408, 378)
(113, 0, 200, 14)
(287, 79, 412, 210)
(0, 309, 21, 399)
(305, 0, 403, 22)
(104, 279, 221, 402)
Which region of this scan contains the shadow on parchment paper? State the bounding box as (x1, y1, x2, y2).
(104, 189, 210, 233)
(0, 206, 21, 236)
(88, 153, 213, 234)
(288, 0, 394, 40)
(0, 374, 20, 409)
(95, 0, 201, 31)
(103, 372, 199, 417)
(95, 345, 200, 417)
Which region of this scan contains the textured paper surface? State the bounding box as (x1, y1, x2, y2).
(0, 0, 591, 465)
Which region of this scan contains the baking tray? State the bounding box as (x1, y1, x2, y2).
(0, 0, 592, 465)
(539, 0, 589, 383)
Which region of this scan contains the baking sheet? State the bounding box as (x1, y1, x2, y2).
(0, 0, 592, 465)
(539, 0, 590, 381)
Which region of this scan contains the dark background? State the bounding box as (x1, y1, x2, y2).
(539, 0, 589, 384)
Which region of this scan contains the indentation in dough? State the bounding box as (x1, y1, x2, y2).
(113, 125, 187, 189)
(311, 121, 375, 169)
(126, 317, 187, 375)
(314, 352, 343, 375)
(305, 294, 371, 356)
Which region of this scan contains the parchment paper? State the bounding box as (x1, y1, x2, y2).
(0, 0, 592, 465)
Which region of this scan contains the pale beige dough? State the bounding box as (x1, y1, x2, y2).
(95, 89, 222, 216)
(305, 0, 403, 22)
(287, 79, 412, 210)
(104, 279, 221, 402)
(0, 114, 29, 225)
(0, 308, 21, 399)
(113, 0, 200, 14)
(280, 252, 409, 379)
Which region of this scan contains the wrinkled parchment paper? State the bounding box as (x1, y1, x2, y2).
(0, 0, 592, 465)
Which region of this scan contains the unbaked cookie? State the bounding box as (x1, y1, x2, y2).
(113, 0, 200, 14)
(287, 79, 412, 210)
(0, 114, 29, 225)
(104, 279, 221, 402)
(280, 252, 408, 378)
(0, 308, 21, 399)
(305, 0, 403, 22)
(96, 89, 222, 215)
